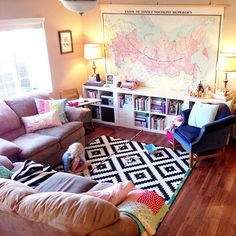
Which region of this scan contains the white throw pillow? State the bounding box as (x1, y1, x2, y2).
(188, 102, 219, 128)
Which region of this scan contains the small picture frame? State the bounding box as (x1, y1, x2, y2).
(106, 74, 114, 86)
(58, 30, 73, 54)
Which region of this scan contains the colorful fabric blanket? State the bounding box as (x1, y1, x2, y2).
(118, 189, 169, 236)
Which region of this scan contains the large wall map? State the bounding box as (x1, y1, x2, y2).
(101, 5, 224, 90)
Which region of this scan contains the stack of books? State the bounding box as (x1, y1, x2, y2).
(151, 98, 166, 114)
(84, 81, 105, 87)
(135, 113, 149, 128)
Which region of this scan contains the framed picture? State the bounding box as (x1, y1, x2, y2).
(106, 74, 114, 86)
(58, 30, 73, 54)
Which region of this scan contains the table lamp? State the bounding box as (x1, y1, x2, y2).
(217, 53, 236, 96)
(84, 44, 102, 77)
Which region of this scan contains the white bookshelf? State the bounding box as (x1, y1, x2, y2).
(83, 85, 234, 133)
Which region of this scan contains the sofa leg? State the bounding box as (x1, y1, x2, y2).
(90, 121, 94, 130)
(189, 153, 194, 168)
(173, 138, 176, 151)
(84, 122, 95, 133)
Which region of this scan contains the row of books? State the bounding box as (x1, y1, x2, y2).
(150, 115, 166, 131)
(151, 98, 166, 114)
(135, 96, 149, 111)
(86, 90, 98, 99)
(119, 94, 133, 109)
(135, 113, 149, 128)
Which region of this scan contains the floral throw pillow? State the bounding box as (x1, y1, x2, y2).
(22, 110, 62, 133)
(35, 98, 68, 123)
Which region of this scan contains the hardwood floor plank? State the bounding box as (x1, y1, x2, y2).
(85, 123, 236, 236)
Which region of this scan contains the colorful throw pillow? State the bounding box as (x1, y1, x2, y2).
(22, 110, 62, 133)
(188, 102, 219, 128)
(35, 98, 68, 123)
(82, 181, 135, 206)
(0, 164, 13, 179)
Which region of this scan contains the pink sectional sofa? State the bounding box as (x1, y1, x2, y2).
(0, 159, 139, 236)
(0, 93, 85, 166)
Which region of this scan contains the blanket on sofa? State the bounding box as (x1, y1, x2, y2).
(118, 189, 169, 236)
(11, 160, 56, 188)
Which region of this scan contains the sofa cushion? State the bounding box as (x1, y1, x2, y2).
(0, 101, 21, 136)
(22, 110, 62, 133)
(36, 172, 97, 193)
(0, 178, 36, 211)
(0, 155, 14, 170)
(35, 121, 83, 142)
(89, 182, 113, 191)
(12, 133, 59, 160)
(17, 192, 120, 235)
(35, 98, 68, 123)
(5, 93, 49, 118)
(0, 138, 21, 157)
(174, 125, 201, 143)
(0, 127, 26, 143)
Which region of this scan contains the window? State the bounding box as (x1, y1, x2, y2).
(0, 18, 52, 99)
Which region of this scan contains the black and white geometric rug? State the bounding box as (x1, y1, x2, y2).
(83, 135, 191, 204)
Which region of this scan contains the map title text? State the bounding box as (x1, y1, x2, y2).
(124, 10, 193, 15)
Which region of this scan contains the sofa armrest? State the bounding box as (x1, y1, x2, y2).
(0, 155, 14, 170)
(0, 138, 21, 157)
(202, 115, 236, 133)
(65, 106, 88, 122)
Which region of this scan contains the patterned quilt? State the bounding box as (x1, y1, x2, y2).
(118, 189, 169, 236)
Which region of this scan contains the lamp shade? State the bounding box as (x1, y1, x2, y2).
(218, 53, 236, 72)
(59, 0, 96, 15)
(84, 44, 102, 60)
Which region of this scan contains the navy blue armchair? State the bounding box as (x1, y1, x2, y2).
(173, 103, 236, 167)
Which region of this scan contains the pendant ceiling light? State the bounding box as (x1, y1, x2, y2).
(59, 0, 97, 15)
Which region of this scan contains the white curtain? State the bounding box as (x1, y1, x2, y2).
(0, 18, 52, 99)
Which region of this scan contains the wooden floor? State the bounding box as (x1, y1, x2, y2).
(85, 123, 236, 236)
